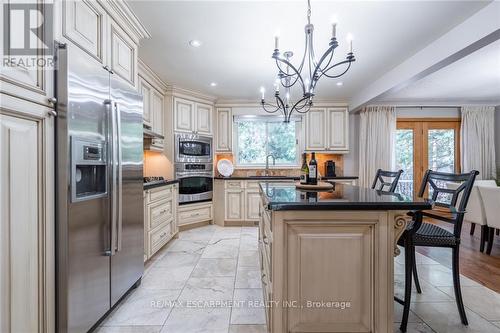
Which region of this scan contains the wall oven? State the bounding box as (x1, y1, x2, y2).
(175, 133, 212, 163)
(175, 163, 213, 204)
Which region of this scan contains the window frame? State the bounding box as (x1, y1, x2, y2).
(233, 116, 303, 169)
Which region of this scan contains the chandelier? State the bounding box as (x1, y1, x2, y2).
(260, 0, 356, 122)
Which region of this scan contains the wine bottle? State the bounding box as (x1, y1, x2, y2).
(300, 153, 309, 184)
(309, 152, 318, 185)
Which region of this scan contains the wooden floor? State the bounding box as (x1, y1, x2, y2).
(416, 220, 500, 293)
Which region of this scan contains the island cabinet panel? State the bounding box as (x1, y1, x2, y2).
(260, 205, 395, 333)
(287, 224, 373, 332)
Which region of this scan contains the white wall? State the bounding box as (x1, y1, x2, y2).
(396, 107, 460, 118)
(496, 106, 500, 172)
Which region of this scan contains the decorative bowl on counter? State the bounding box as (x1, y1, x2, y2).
(217, 159, 234, 177)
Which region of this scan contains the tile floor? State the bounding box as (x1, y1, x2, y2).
(98, 225, 500, 333)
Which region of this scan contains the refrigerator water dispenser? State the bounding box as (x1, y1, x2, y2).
(71, 137, 107, 202)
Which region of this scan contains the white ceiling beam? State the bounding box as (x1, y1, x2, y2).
(349, 2, 500, 112)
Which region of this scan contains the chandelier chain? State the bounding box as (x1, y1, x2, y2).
(307, 0, 311, 24)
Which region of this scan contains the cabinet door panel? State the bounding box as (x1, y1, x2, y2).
(305, 108, 326, 150)
(152, 90, 164, 135)
(174, 98, 194, 132)
(0, 115, 40, 332)
(216, 108, 232, 152)
(1, 1, 50, 105)
(138, 76, 151, 126)
(245, 191, 261, 221)
(287, 224, 373, 331)
(196, 103, 213, 135)
(63, 0, 105, 62)
(328, 108, 348, 151)
(225, 190, 244, 221)
(110, 23, 136, 85)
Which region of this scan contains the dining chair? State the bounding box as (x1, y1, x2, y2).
(371, 169, 403, 192)
(447, 180, 497, 252)
(477, 186, 500, 255)
(396, 170, 479, 332)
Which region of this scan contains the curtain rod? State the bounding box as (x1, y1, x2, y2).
(394, 105, 460, 109)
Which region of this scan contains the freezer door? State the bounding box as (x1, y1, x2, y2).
(109, 74, 144, 305)
(56, 43, 112, 333)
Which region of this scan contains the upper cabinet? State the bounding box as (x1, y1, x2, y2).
(305, 107, 349, 153)
(56, 0, 150, 88)
(305, 108, 327, 150)
(174, 98, 195, 132)
(215, 108, 232, 152)
(195, 103, 213, 135)
(109, 21, 137, 86)
(62, 0, 107, 63)
(138, 59, 167, 151)
(174, 97, 213, 136)
(138, 76, 152, 126)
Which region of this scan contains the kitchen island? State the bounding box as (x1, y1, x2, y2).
(258, 182, 432, 333)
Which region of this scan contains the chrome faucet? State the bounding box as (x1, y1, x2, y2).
(265, 154, 275, 176)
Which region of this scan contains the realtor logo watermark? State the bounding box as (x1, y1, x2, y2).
(2, 2, 54, 68)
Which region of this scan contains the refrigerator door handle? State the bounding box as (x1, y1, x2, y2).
(115, 102, 123, 253)
(109, 99, 118, 256)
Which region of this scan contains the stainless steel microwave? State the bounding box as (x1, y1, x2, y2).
(175, 133, 212, 163)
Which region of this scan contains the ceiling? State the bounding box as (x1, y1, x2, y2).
(128, 1, 489, 102)
(376, 39, 500, 105)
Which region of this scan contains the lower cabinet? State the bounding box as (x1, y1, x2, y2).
(178, 201, 213, 227)
(224, 180, 263, 223)
(143, 183, 178, 261)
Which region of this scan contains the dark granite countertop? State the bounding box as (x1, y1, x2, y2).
(143, 179, 179, 190)
(214, 175, 359, 180)
(259, 181, 432, 211)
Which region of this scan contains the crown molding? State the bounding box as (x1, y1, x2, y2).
(99, 0, 151, 43)
(215, 99, 349, 108)
(165, 85, 217, 104)
(138, 58, 168, 91)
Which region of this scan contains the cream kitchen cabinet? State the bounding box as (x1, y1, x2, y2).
(305, 107, 349, 153)
(245, 190, 261, 220)
(174, 97, 213, 135)
(0, 108, 55, 332)
(61, 0, 107, 63)
(177, 202, 213, 227)
(216, 108, 232, 152)
(223, 180, 262, 222)
(55, 0, 148, 88)
(225, 189, 245, 220)
(138, 76, 152, 126)
(1, 1, 54, 108)
(144, 183, 178, 261)
(109, 19, 137, 86)
(138, 59, 167, 151)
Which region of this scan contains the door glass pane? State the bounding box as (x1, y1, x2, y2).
(428, 129, 456, 202)
(428, 129, 455, 173)
(395, 129, 414, 197)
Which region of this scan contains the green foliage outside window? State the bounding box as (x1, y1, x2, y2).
(237, 120, 298, 166)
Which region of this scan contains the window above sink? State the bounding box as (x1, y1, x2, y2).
(233, 116, 302, 168)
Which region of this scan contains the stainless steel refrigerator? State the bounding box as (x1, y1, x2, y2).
(55, 42, 144, 333)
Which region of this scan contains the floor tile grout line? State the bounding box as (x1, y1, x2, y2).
(228, 228, 243, 333)
(158, 227, 217, 331)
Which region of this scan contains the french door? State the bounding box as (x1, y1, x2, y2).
(395, 119, 461, 196)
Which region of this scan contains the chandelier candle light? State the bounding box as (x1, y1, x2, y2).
(260, 0, 356, 122)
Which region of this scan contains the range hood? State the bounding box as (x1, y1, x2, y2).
(143, 125, 164, 152)
(143, 125, 164, 140)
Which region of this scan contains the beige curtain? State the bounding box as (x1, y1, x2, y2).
(358, 106, 396, 188)
(461, 106, 496, 180)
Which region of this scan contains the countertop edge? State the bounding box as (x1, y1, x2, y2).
(143, 179, 179, 190)
(214, 176, 359, 180)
